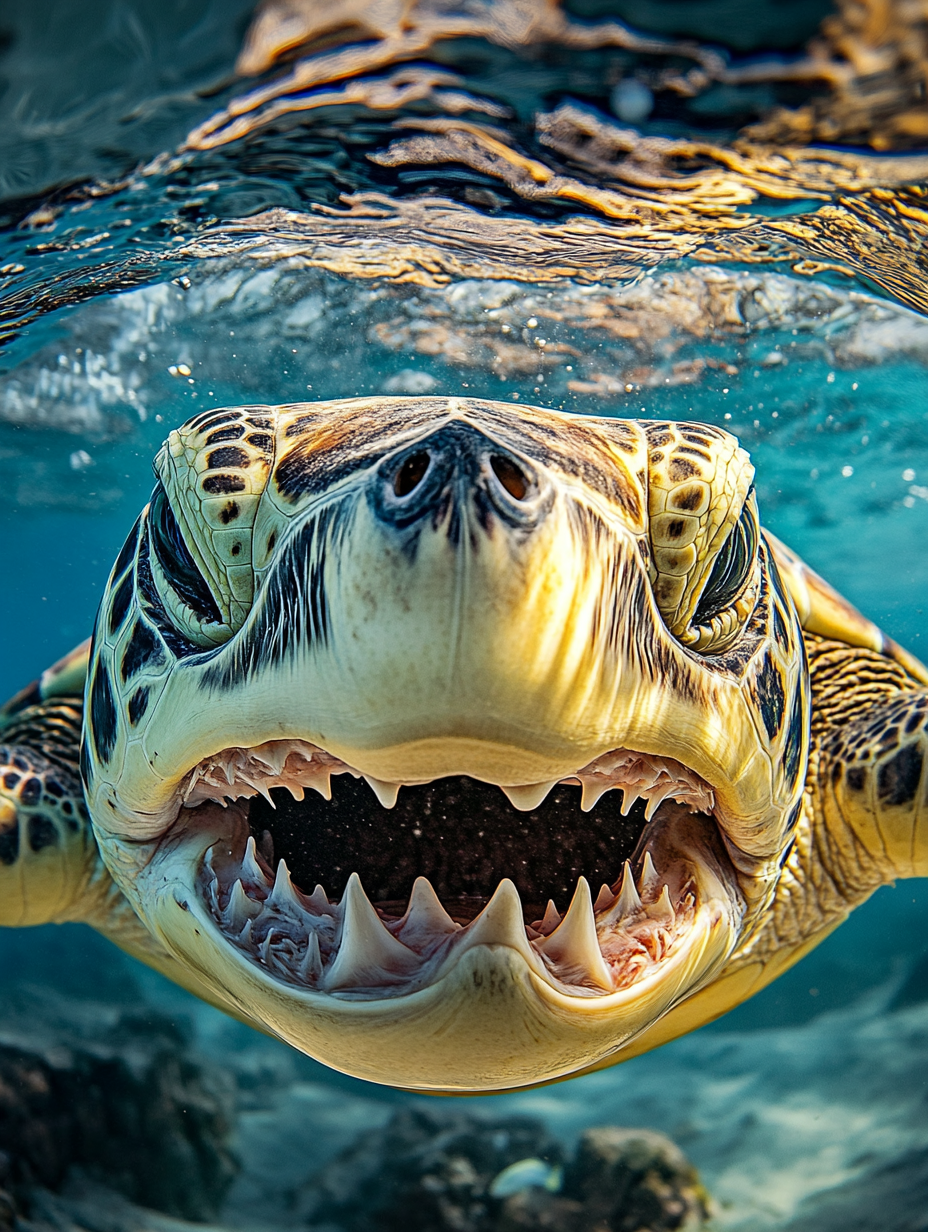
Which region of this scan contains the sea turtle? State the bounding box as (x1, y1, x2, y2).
(1, 396, 926, 1093)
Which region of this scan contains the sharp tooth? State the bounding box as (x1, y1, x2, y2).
(260, 928, 277, 965)
(539, 900, 561, 935)
(639, 851, 660, 899)
(267, 859, 305, 916)
(299, 931, 323, 983)
(285, 782, 305, 802)
(648, 884, 676, 927)
(306, 884, 332, 914)
(538, 878, 613, 991)
(500, 780, 560, 811)
(644, 784, 674, 821)
(593, 883, 615, 912)
(204, 845, 218, 880)
(363, 776, 401, 809)
(242, 836, 271, 888)
(620, 788, 641, 817)
(324, 873, 420, 990)
(399, 877, 459, 944)
(253, 781, 276, 807)
(305, 772, 332, 801)
(223, 879, 262, 933)
(203, 847, 220, 909)
(601, 862, 641, 926)
(580, 778, 613, 812)
(459, 880, 543, 972)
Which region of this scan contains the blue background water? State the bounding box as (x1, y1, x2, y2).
(2, 3, 928, 1226)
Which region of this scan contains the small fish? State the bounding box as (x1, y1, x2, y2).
(488, 1157, 562, 1198)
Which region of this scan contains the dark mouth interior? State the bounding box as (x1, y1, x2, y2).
(246, 776, 652, 922)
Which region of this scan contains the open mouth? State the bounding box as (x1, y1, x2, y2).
(182, 741, 742, 1001)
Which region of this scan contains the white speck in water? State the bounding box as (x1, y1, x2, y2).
(842, 465, 854, 477)
(611, 77, 653, 123)
(852, 381, 859, 390)
(810, 468, 819, 479)
(903, 468, 916, 481)
(827, 372, 835, 383)
(526, 317, 538, 328)
(69, 449, 93, 471)
(724, 412, 731, 419)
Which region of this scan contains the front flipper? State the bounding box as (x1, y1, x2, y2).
(0, 701, 100, 927)
(812, 641, 928, 881)
(0, 698, 263, 1025)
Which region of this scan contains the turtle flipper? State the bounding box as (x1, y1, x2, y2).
(810, 641, 928, 880)
(0, 696, 266, 1025)
(0, 639, 92, 726)
(0, 700, 104, 927)
(764, 531, 928, 878)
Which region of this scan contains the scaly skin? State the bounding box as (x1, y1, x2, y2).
(592, 636, 928, 1072)
(0, 399, 925, 1091)
(0, 698, 260, 1021)
(2, 635, 924, 1083)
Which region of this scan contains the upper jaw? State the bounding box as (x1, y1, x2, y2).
(180, 737, 717, 818)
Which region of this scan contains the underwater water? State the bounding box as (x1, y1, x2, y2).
(2, 1, 928, 1229)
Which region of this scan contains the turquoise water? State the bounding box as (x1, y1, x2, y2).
(2, 5, 928, 1228)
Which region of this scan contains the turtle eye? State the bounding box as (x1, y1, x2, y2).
(149, 485, 223, 625)
(146, 483, 234, 647)
(681, 490, 759, 654)
(693, 493, 758, 627)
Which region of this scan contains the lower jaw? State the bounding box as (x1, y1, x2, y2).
(135, 794, 744, 1092)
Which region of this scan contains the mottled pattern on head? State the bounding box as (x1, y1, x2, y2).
(73, 397, 817, 1089)
(85, 397, 805, 867)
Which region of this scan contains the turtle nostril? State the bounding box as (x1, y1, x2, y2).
(394, 451, 431, 497)
(490, 454, 528, 501)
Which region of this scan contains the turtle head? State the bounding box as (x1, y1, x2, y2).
(83, 397, 808, 1091)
